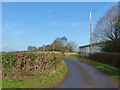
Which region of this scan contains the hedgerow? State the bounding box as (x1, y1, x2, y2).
(2, 52, 62, 78)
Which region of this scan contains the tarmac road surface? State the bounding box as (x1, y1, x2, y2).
(56, 58, 119, 88)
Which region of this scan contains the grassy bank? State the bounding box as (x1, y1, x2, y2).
(63, 56, 120, 80)
(3, 61, 68, 88)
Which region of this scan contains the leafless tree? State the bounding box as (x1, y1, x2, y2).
(93, 5, 120, 43)
(28, 46, 37, 52)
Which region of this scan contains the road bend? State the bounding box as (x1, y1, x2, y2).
(56, 58, 119, 88)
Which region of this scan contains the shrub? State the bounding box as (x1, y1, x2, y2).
(27, 53, 37, 60)
(2, 52, 62, 77)
(89, 53, 120, 68)
(101, 39, 120, 52)
(2, 53, 16, 68)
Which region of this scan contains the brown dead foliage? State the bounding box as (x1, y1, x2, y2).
(2, 52, 62, 79)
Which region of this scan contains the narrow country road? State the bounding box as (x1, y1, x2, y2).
(57, 58, 119, 88)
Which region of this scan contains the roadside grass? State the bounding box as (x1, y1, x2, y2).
(2, 61, 68, 88)
(62, 56, 80, 60)
(63, 56, 120, 81)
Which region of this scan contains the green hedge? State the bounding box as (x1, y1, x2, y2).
(89, 53, 120, 68)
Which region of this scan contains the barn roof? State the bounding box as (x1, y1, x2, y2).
(79, 40, 112, 48)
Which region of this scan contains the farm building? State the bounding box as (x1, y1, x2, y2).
(79, 42, 104, 57)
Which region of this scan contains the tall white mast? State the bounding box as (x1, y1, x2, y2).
(90, 12, 92, 54)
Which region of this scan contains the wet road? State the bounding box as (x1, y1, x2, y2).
(57, 58, 119, 88)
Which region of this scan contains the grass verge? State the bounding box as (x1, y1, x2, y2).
(2, 61, 68, 88)
(63, 56, 120, 81)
